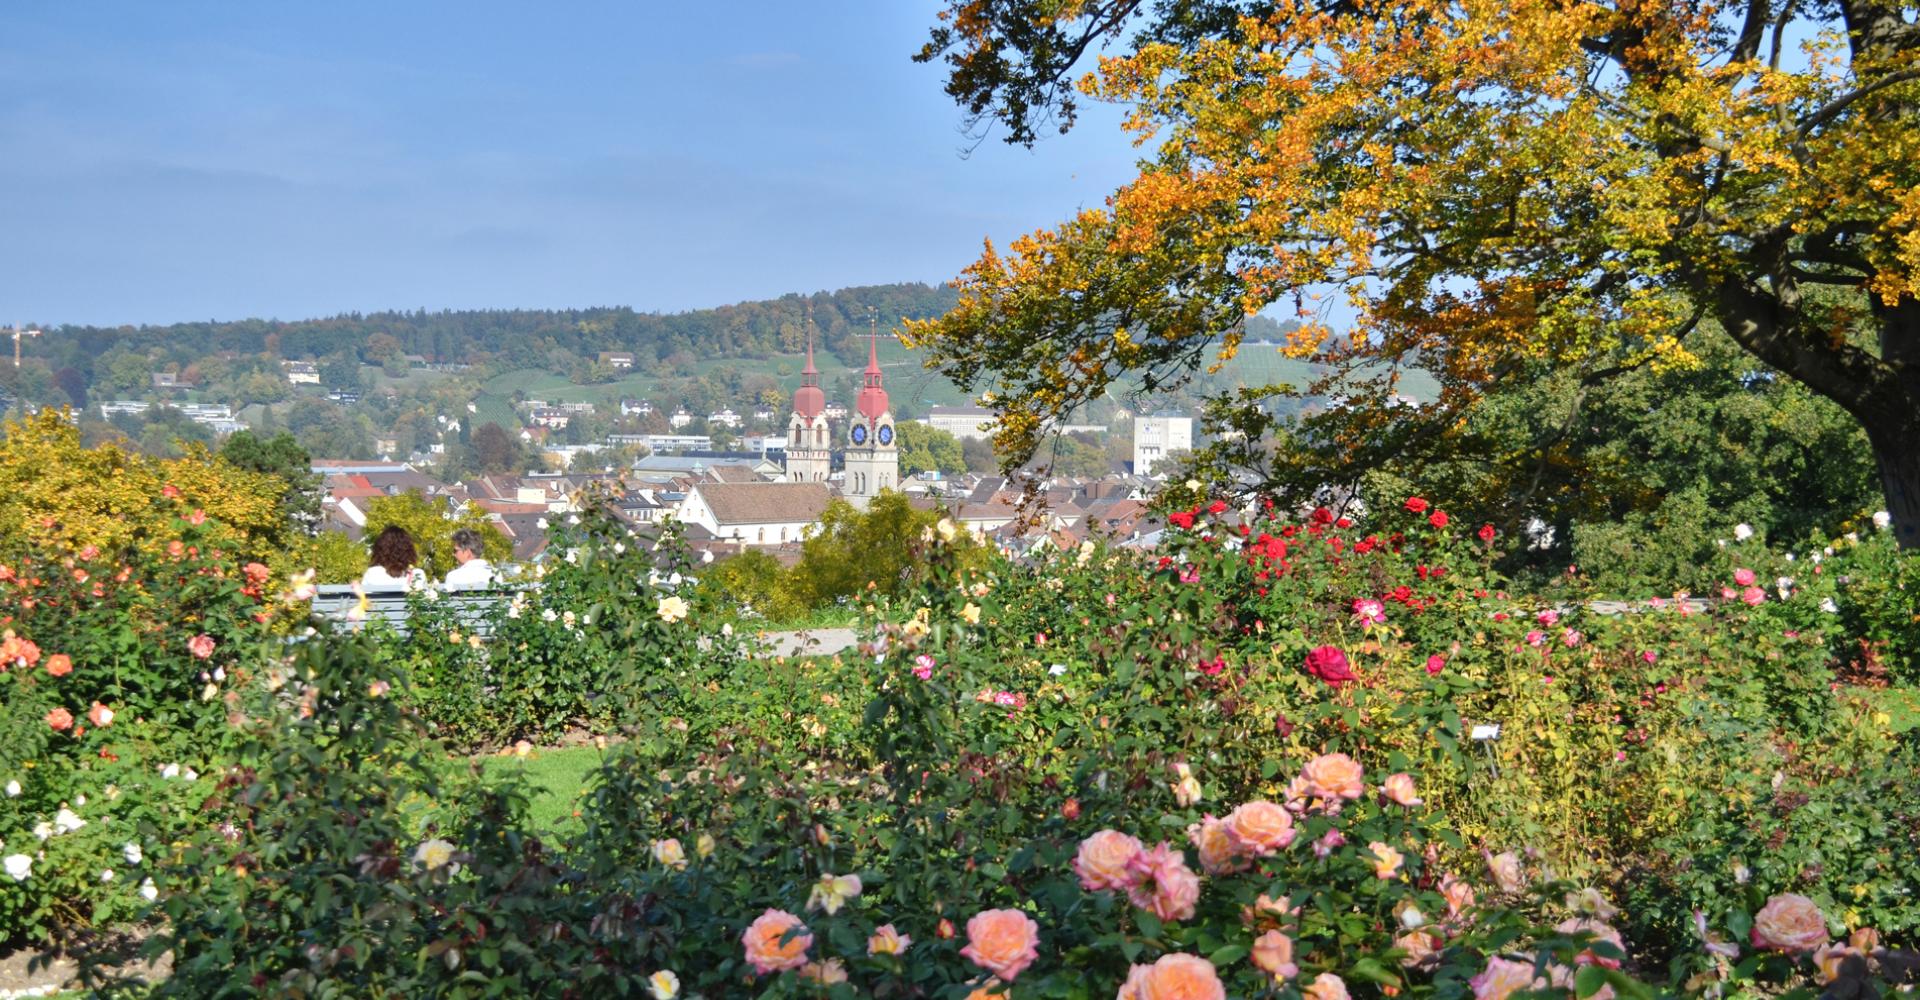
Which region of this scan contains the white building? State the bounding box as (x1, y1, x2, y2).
(708, 408, 743, 429)
(669, 408, 694, 429)
(1132, 414, 1193, 477)
(284, 362, 320, 385)
(678, 482, 834, 545)
(925, 405, 998, 442)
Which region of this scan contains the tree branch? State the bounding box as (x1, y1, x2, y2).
(1797, 68, 1920, 137)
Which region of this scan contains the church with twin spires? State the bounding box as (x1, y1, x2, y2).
(784, 321, 896, 509)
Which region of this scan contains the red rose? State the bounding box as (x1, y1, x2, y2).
(1304, 645, 1355, 686)
(1168, 510, 1196, 530)
(1428, 511, 1449, 528)
(1477, 523, 1496, 543)
(1310, 507, 1334, 525)
(1404, 497, 1429, 513)
(1208, 500, 1228, 515)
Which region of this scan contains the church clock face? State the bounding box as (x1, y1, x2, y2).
(850, 424, 868, 445)
(877, 424, 893, 446)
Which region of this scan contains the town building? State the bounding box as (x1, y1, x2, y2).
(598, 351, 635, 369)
(284, 361, 320, 385)
(1132, 414, 1193, 476)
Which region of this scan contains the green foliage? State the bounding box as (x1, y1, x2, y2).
(895, 420, 966, 476)
(218, 429, 323, 534)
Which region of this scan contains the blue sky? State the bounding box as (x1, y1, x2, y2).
(0, 2, 1142, 326)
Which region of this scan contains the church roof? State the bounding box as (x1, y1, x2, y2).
(793, 324, 825, 419)
(855, 327, 889, 421)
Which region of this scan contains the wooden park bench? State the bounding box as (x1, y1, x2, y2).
(310, 584, 520, 639)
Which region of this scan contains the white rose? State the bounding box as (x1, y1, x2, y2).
(4, 854, 31, 882)
(160, 763, 181, 780)
(4, 780, 19, 797)
(53, 808, 86, 835)
(100, 869, 115, 883)
(647, 969, 681, 999)
(1872, 511, 1891, 530)
(33, 822, 52, 841)
(124, 842, 144, 865)
(140, 877, 158, 901)
(1734, 523, 1754, 541)
(1820, 598, 1840, 614)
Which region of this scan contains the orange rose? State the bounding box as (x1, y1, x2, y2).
(1073, 830, 1145, 891)
(1381, 772, 1421, 806)
(1368, 841, 1405, 880)
(740, 908, 812, 974)
(1301, 754, 1366, 800)
(1223, 800, 1295, 856)
(1119, 954, 1225, 1000)
(45, 654, 72, 677)
(961, 908, 1041, 981)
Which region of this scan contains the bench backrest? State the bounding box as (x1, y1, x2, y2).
(310, 584, 519, 639)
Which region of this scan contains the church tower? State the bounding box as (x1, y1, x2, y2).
(842, 314, 897, 508)
(783, 309, 832, 484)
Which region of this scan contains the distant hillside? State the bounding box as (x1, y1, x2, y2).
(29, 283, 962, 376)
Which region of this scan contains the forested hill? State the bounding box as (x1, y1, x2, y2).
(32, 283, 962, 374)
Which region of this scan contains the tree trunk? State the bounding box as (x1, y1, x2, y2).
(1867, 425, 1920, 550)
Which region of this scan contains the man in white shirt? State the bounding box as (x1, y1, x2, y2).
(442, 528, 496, 590)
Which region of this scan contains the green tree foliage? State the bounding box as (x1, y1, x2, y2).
(696, 492, 988, 621)
(313, 530, 368, 585)
(357, 492, 512, 580)
(894, 421, 966, 476)
(219, 430, 323, 535)
(470, 421, 524, 474)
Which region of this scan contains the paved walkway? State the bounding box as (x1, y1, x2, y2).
(750, 627, 861, 659)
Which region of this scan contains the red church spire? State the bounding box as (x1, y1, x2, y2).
(793, 303, 824, 419)
(856, 310, 889, 422)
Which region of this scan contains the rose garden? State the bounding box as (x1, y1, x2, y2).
(2, 411, 1917, 999)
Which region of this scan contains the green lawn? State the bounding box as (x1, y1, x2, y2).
(469, 744, 608, 833)
(1866, 685, 1920, 733)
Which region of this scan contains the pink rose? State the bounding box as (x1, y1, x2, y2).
(88, 701, 114, 727)
(1367, 841, 1405, 880)
(867, 923, 912, 956)
(1441, 873, 1477, 917)
(1303, 645, 1355, 685)
(1425, 654, 1445, 675)
(961, 908, 1041, 982)
(1223, 800, 1296, 855)
(1742, 586, 1765, 605)
(1470, 957, 1539, 1000)
(1300, 753, 1366, 800)
(1073, 830, 1145, 892)
(1734, 567, 1756, 586)
(45, 707, 74, 731)
(188, 634, 216, 660)
(1250, 930, 1298, 981)
(1397, 930, 1441, 970)
(740, 908, 812, 974)
(1125, 842, 1201, 922)
(1814, 944, 1866, 984)
(1750, 893, 1828, 952)
(1382, 772, 1421, 806)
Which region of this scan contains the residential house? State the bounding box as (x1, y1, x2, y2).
(676, 481, 833, 545)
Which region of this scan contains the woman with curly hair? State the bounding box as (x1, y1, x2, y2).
(361, 525, 427, 591)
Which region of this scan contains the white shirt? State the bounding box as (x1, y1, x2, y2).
(443, 558, 496, 590)
(361, 565, 427, 592)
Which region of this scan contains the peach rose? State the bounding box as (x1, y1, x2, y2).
(87, 702, 114, 727)
(1751, 893, 1828, 952)
(1118, 953, 1225, 1000)
(1241, 892, 1297, 930)
(1555, 918, 1625, 969)
(1396, 930, 1441, 970)
(1813, 944, 1865, 984)
(1368, 841, 1405, 880)
(1381, 772, 1421, 806)
(1849, 927, 1881, 953)
(961, 908, 1041, 982)
(1470, 957, 1538, 1000)
(187, 634, 216, 660)
(867, 923, 911, 956)
(1223, 800, 1296, 856)
(1125, 842, 1201, 922)
(1300, 753, 1366, 800)
(1303, 972, 1350, 1000)
(1441, 873, 1477, 917)
(1250, 929, 1298, 981)
(1484, 850, 1525, 893)
(45, 707, 73, 731)
(740, 908, 812, 974)
(799, 959, 847, 985)
(45, 654, 72, 677)
(1074, 830, 1145, 892)
(1186, 816, 1246, 875)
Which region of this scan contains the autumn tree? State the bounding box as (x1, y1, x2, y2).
(914, 0, 1920, 546)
